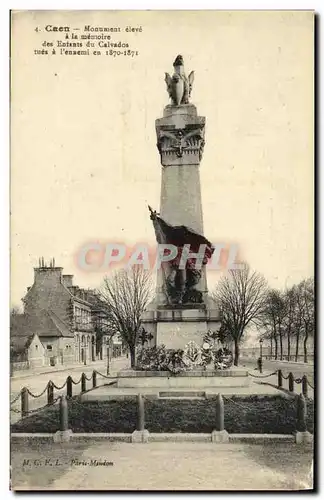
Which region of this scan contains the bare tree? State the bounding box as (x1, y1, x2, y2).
(258, 279, 314, 362)
(259, 289, 286, 360)
(213, 263, 268, 366)
(258, 299, 278, 360)
(296, 277, 314, 363)
(99, 266, 153, 368)
(10, 306, 21, 316)
(281, 286, 296, 361)
(291, 285, 304, 361)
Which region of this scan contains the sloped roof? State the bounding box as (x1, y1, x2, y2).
(10, 311, 74, 339)
(47, 310, 74, 338)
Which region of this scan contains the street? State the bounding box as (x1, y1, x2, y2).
(259, 359, 313, 378)
(11, 440, 313, 490)
(10, 356, 129, 423)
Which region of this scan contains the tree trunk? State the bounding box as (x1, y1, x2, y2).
(279, 330, 283, 361)
(130, 345, 136, 368)
(287, 333, 291, 361)
(303, 332, 308, 363)
(234, 340, 240, 366)
(295, 332, 300, 362)
(274, 336, 278, 360)
(270, 337, 273, 359)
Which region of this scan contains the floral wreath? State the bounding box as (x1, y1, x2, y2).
(136, 333, 233, 373)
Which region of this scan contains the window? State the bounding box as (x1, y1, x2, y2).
(66, 345, 71, 350)
(35, 345, 38, 350)
(46, 345, 53, 351)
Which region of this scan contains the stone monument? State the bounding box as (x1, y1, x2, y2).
(108, 56, 250, 395)
(142, 55, 220, 350)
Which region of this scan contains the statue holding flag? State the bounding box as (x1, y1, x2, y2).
(148, 206, 214, 305)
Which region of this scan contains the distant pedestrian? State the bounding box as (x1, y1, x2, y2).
(257, 357, 262, 372)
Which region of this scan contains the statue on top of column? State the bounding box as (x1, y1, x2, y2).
(165, 55, 195, 106)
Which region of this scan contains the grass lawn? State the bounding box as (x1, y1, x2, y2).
(11, 395, 314, 435)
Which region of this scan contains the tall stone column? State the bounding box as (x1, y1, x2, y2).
(155, 104, 208, 305)
(141, 55, 220, 350)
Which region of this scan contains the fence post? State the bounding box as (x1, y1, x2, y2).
(296, 394, 307, 432)
(215, 393, 224, 431)
(47, 381, 54, 405)
(92, 370, 97, 388)
(288, 372, 294, 392)
(66, 376, 73, 399)
(81, 373, 86, 393)
(302, 375, 308, 398)
(277, 370, 283, 388)
(21, 387, 29, 418)
(137, 393, 145, 431)
(59, 396, 69, 432)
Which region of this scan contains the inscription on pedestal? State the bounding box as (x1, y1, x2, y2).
(157, 320, 207, 350)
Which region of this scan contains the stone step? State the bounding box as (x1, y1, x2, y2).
(159, 391, 206, 399)
(159, 396, 205, 400)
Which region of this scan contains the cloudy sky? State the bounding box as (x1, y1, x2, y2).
(11, 10, 313, 308)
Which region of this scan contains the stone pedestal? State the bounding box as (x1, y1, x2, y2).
(53, 429, 73, 443)
(157, 320, 207, 349)
(131, 430, 150, 443)
(295, 431, 313, 445)
(142, 302, 220, 351)
(211, 430, 230, 443)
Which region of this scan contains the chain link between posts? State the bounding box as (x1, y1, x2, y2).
(10, 393, 21, 405)
(51, 380, 68, 390)
(94, 370, 114, 379)
(10, 394, 61, 415)
(70, 375, 83, 385)
(26, 383, 50, 398)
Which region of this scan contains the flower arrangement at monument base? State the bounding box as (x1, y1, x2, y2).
(213, 347, 233, 370)
(136, 345, 186, 374)
(136, 338, 233, 374)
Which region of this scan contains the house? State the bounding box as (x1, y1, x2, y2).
(10, 314, 46, 369)
(11, 258, 99, 367)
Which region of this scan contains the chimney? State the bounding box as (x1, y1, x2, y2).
(62, 274, 74, 288)
(34, 258, 63, 283)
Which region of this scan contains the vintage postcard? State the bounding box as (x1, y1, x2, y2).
(10, 10, 314, 491)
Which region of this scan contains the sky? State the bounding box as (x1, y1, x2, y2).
(11, 10, 314, 309)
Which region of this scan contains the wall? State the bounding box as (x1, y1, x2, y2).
(58, 336, 75, 364)
(41, 336, 75, 365)
(74, 332, 96, 363)
(27, 335, 45, 368)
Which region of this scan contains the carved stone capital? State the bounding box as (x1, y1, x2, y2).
(156, 124, 205, 166)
